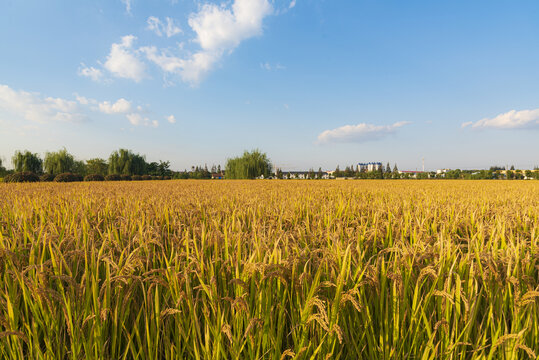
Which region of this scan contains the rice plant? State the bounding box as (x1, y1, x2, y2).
(0, 180, 538, 359)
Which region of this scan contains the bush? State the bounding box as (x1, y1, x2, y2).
(54, 173, 82, 182)
(40, 174, 55, 182)
(164, 176, 171, 180)
(4, 172, 40, 183)
(141, 175, 152, 181)
(120, 174, 132, 181)
(132, 175, 142, 181)
(105, 174, 122, 181)
(84, 174, 105, 182)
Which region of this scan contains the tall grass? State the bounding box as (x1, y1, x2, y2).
(0, 180, 538, 359)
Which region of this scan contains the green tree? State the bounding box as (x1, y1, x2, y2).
(86, 158, 108, 175)
(12, 150, 43, 173)
(147, 162, 159, 176)
(0, 158, 5, 175)
(157, 161, 171, 177)
(108, 149, 147, 175)
(344, 166, 354, 178)
(147, 160, 172, 177)
(506, 170, 514, 179)
(44, 148, 75, 175)
(189, 165, 211, 179)
(73, 160, 88, 176)
(334, 165, 342, 178)
(225, 149, 272, 179)
(392, 164, 399, 179)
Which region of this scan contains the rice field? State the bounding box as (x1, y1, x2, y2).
(0, 180, 538, 359)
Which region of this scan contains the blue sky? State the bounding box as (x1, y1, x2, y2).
(1, 0, 538, 171)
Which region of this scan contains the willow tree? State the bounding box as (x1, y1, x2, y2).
(108, 149, 147, 175)
(12, 150, 43, 173)
(44, 148, 75, 175)
(0, 158, 5, 176)
(86, 158, 108, 175)
(225, 149, 272, 179)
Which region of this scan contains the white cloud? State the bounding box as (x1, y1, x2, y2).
(147, 16, 162, 36)
(166, 115, 176, 124)
(189, 0, 272, 52)
(0, 84, 164, 129)
(462, 109, 539, 129)
(126, 113, 143, 125)
(74, 94, 97, 105)
(98, 98, 132, 114)
(121, 0, 133, 14)
(126, 113, 158, 127)
(317, 121, 410, 144)
(260, 62, 285, 71)
(140, 46, 220, 84)
(78, 64, 103, 82)
(75, 95, 89, 105)
(0, 84, 85, 123)
(104, 35, 146, 82)
(289, 0, 296, 9)
(142, 0, 273, 85)
(147, 16, 182, 37)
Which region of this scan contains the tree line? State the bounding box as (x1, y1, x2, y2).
(3, 149, 173, 177)
(330, 163, 539, 180)
(1, 149, 537, 181)
(0, 148, 273, 181)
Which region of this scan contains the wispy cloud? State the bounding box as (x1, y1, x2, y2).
(260, 62, 285, 71)
(104, 35, 146, 82)
(0, 84, 161, 128)
(78, 64, 104, 82)
(317, 121, 410, 144)
(142, 0, 273, 85)
(121, 0, 133, 14)
(0, 84, 85, 123)
(126, 113, 158, 127)
(462, 108, 539, 129)
(166, 114, 176, 124)
(147, 16, 182, 37)
(98, 98, 132, 114)
(84, 0, 277, 86)
(289, 0, 297, 9)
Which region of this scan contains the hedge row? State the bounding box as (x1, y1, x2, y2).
(3, 172, 172, 183)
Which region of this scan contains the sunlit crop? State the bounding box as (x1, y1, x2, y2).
(1, 180, 538, 359)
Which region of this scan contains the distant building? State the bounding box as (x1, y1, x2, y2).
(281, 171, 331, 179)
(358, 162, 382, 172)
(283, 171, 308, 179)
(399, 170, 427, 179)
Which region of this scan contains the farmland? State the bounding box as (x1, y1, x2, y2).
(0, 180, 538, 359)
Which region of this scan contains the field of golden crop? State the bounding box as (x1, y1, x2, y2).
(1, 180, 538, 359)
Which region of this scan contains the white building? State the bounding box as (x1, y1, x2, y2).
(358, 162, 383, 172)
